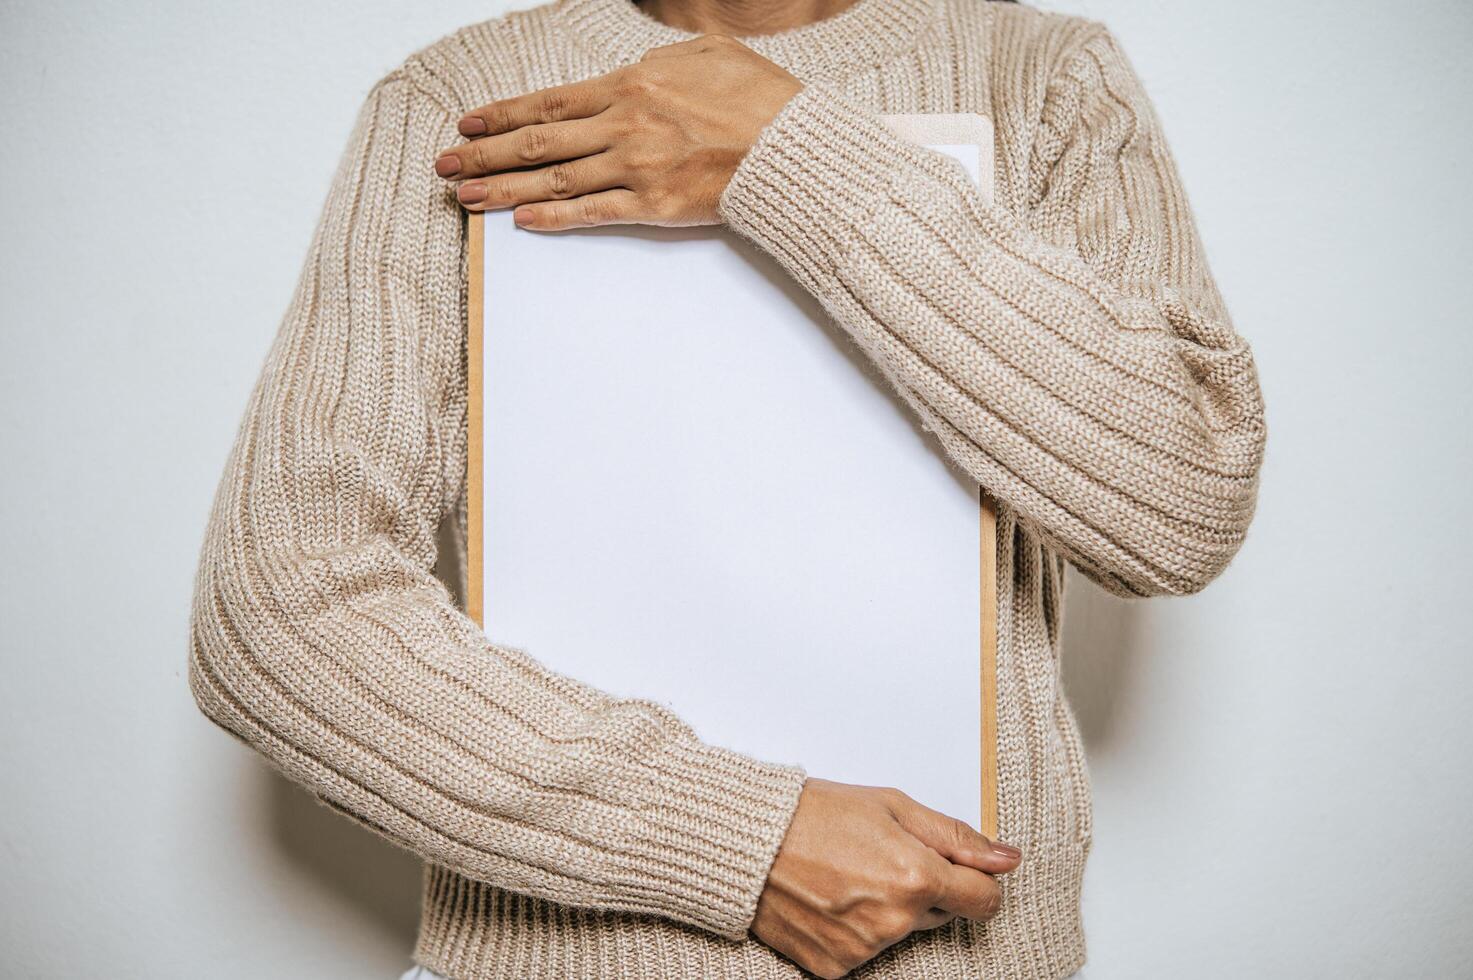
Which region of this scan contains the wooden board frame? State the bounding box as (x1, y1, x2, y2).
(465, 165, 1000, 840)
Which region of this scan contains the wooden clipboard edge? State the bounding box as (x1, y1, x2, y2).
(979, 489, 999, 840)
(465, 118, 1000, 837)
(466, 210, 486, 629)
(881, 112, 1000, 839)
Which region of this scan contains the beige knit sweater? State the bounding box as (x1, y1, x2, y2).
(188, 0, 1267, 976)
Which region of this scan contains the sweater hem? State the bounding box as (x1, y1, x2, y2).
(413, 839, 1089, 979)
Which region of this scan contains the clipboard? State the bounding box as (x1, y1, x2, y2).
(467, 113, 1000, 839)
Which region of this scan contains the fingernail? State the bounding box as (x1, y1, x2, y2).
(459, 115, 487, 136)
(991, 841, 1022, 860)
(513, 208, 533, 227)
(458, 183, 487, 205)
(434, 154, 461, 177)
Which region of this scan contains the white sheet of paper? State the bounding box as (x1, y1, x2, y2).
(481, 116, 993, 827)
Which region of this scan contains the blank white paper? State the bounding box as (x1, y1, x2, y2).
(482, 120, 993, 827)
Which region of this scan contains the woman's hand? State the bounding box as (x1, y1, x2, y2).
(753, 778, 1022, 979)
(435, 35, 802, 230)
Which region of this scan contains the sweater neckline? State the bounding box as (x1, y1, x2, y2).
(554, 0, 943, 78)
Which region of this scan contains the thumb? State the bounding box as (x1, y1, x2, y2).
(886, 792, 1022, 874)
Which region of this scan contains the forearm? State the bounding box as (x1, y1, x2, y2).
(719, 32, 1266, 598)
(188, 72, 806, 941)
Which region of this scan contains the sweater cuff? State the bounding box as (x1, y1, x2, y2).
(614, 737, 807, 941)
(718, 82, 966, 290)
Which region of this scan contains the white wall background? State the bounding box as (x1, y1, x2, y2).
(2, 0, 1470, 976)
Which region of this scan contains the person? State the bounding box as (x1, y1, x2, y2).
(187, 0, 1267, 976)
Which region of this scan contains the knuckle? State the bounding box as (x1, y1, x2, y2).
(615, 67, 642, 94)
(578, 196, 609, 226)
(894, 859, 938, 903)
(855, 908, 909, 949)
(976, 881, 1004, 920)
(486, 103, 515, 135)
(622, 150, 653, 173)
(517, 127, 550, 162)
(625, 65, 665, 96)
(879, 907, 915, 941)
(536, 92, 569, 122)
(626, 106, 655, 131)
(544, 163, 576, 197)
(483, 180, 514, 208)
(807, 884, 846, 919)
(644, 187, 676, 219)
(810, 960, 848, 980)
(869, 786, 908, 817)
(837, 938, 875, 970)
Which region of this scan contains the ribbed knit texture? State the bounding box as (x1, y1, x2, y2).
(187, 0, 1267, 976)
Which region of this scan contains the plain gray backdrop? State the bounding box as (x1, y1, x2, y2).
(2, 0, 1470, 976)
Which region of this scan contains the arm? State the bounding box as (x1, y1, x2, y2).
(187, 72, 808, 941)
(718, 26, 1268, 599)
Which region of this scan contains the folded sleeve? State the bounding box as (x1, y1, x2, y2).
(719, 25, 1267, 598)
(188, 72, 807, 941)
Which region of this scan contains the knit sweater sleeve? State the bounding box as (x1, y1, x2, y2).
(187, 72, 807, 942)
(718, 26, 1267, 599)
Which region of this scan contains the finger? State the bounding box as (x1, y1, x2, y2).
(436, 119, 612, 180)
(455, 77, 613, 139)
(887, 792, 1022, 873)
(513, 189, 640, 231)
(930, 863, 1004, 924)
(914, 906, 958, 932)
(455, 154, 624, 211)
